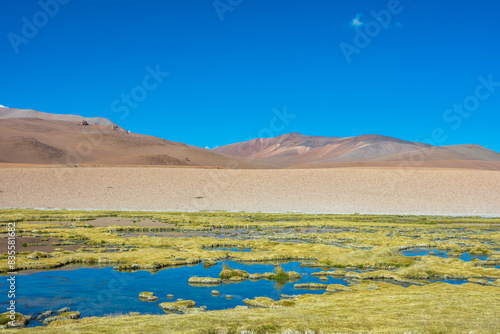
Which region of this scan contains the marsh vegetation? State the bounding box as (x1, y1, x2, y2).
(1, 209, 499, 333)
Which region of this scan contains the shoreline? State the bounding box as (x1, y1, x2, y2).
(1, 207, 500, 218)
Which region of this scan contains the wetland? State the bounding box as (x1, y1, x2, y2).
(1, 210, 499, 333)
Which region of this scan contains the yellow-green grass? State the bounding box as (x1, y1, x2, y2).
(1, 209, 500, 332)
(2, 208, 500, 226)
(1, 210, 499, 281)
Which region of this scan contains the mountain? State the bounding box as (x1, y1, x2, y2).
(0, 108, 266, 168)
(0, 108, 119, 127)
(212, 132, 500, 168)
(2, 107, 499, 170)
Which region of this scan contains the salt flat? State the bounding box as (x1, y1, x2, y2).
(0, 167, 499, 216)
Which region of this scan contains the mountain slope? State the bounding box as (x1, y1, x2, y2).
(0, 116, 265, 168)
(213, 133, 431, 164)
(361, 144, 500, 162)
(0, 108, 119, 127)
(2, 107, 499, 170)
(213, 132, 500, 167)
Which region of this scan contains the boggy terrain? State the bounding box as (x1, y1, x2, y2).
(1, 210, 500, 333)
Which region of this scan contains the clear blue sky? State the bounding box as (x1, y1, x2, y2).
(1, 0, 499, 151)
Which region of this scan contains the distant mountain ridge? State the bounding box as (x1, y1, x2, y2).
(1, 107, 499, 170)
(0, 108, 119, 127)
(0, 108, 265, 168)
(212, 132, 500, 167)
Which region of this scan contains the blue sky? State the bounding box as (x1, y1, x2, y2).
(1, 0, 499, 151)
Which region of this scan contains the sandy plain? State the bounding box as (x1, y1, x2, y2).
(0, 166, 499, 216)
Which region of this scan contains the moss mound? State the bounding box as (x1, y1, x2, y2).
(243, 297, 296, 308)
(219, 264, 250, 281)
(43, 311, 80, 326)
(158, 300, 197, 313)
(0, 312, 28, 328)
(138, 291, 159, 302)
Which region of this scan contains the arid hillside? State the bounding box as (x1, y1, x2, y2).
(0, 116, 265, 168)
(2, 108, 499, 170)
(0, 107, 119, 126)
(213, 132, 500, 169)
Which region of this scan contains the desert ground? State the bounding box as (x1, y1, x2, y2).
(0, 166, 499, 216)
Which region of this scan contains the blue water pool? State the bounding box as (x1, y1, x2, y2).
(400, 248, 488, 261)
(0, 261, 346, 326)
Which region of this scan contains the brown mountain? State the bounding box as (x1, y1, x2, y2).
(213, 132, 500, 169)
(0, 108, 119, 126)
(2, 107, 499, 170)
(0, 108, 265, 168)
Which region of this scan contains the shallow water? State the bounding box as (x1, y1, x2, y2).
(1, 258, 492, 327)
(0, 261, 346, 327)
(429, 279, 469, 284)
(400, 248, 449, 258)
(400, 248, 488, 261)
(459, 252, 488, 261)
(205, 247, 253, 252)
(119, 227, 355, 242)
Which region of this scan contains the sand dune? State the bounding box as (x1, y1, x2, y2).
(0, 167, 498, 216)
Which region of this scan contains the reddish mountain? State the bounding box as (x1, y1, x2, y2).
(213, 132, 500, 168)
(2, 107, 499, 170)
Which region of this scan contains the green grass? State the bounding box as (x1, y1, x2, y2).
(267, 265, 290, 282)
